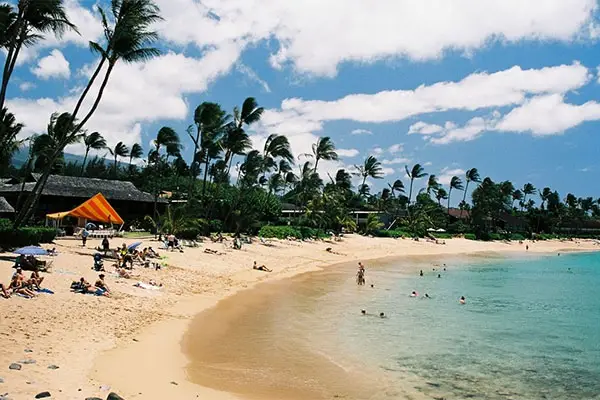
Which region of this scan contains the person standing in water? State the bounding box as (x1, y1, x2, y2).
(356, 262, 365, 285)
(459, 296, 466, 304)
(419, 270, 424, 276)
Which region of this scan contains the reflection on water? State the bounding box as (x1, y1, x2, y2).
(185, 253, 600, 400)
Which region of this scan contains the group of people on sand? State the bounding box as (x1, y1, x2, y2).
(1, 266, 47, 299)
(71, 273, 110, 297)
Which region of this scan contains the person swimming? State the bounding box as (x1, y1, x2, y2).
(437, 274, 441, 278)
(424, 293, 430, 298)
(410, 291, 418, 297)
(419, 270, 424, 277)
(361, 309, 367, 315)
(379, 312, 386, 318)
(459, 296, 466, 304)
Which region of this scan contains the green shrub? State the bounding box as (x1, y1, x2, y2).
(258, 225, 328, 240)
(209, 219, 223, 233)
(373, 229, 409, 238)
(0, 218, 12, 230)
(510, 233, 526, 241)
(0, 225, 57, 249)
(432, 232, 453, 239)
(464, 233, 477, 240)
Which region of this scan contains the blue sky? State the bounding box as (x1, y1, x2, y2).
(5, 0, 600, 205)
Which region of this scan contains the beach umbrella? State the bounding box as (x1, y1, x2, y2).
(13, 246, 48, 256)
(86, 222, 97, 230)
(128, 242, 142, 251)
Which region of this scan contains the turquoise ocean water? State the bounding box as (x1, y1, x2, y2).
(279, 252, 600, 399)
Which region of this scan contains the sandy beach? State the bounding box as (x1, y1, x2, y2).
(0, 235, 598, 399)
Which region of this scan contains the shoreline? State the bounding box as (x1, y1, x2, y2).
(1, 236, 598, 399)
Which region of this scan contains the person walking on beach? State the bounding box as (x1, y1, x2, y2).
(81, 227, 89, 247)
(357, 262, 365, 285)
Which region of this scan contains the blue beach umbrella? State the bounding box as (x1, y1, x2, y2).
(13, 246, 48, 256)
(128, 242, 142, 251)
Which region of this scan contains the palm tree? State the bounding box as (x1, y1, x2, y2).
(460, 168, 481, 218)
(0, 0, 78, 110)
(355, 155, 383, 192)
(262, 134, 294, 175)
(389, 179, 405, 197)
(405, 164, 427, 205)
(80, 131, 106, 175)
(223, 97, 263, 175)
(129, 143, 143, 165)
(539, 187, 552, 210)
(426, 174, 440, 195)
(447, 176, 464, 215)
(309, 136, 338, 173)
(512, 190, 523, 209)
(0, 107, 24, 175)
(107, 141, 129, 175)
(154, 127, 180, 157)
(435, 188, 448, 207)
(14, 0, 162, 228)
(522, 183, 536, 211)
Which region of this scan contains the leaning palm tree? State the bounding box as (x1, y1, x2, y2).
(426, 174, 440, 195)
(388, 179, 405, 197)
(263, 134, 294, 175)
(14, 0, 163, 228)
(0, 107, 24, 175)
(0, 0, 79, 110)
(405, 163, 427, 204)
(128, 143, 143, 165)
(80, 131, 106, 175)
(107, 141, 129, 175)
(355, 155, 383, 191)
(154, 127, 180, 157)
(222, 97, 263, 176)
(512, 190, 523, 209)
(460, 168, 481, 218)
(539, 187, 552, 210)
(308, 136, 338, 173)
(447, 176, 464, 215)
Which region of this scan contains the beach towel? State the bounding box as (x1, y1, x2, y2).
(16, 293, 33, 299)
(35, 288, 54, 294)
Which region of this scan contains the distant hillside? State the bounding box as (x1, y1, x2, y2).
(11, 148, 102, 168)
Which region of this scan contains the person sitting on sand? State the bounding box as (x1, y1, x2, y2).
(29, 270, 44, 289)
(9, 275, 36, 298)
(147, 247, 159, 258)
(1, 282, 11, 298)
(253, 261, 272, 272)
(459, 296, 466, 304)
(95, 274, 110, 296)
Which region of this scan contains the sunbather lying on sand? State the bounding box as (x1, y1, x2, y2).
(253, 261, 272, 272)
(325, 247, 345, 255)
(117, 267, 140, 279)
(73, 277, 109, 297)
(204, 248, 223, 255)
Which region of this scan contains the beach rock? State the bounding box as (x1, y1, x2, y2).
(8, 364, 20, 371)
(47, 365, 59, 370)
(106, 393, 124, 400)
(34, 392, 51, 398)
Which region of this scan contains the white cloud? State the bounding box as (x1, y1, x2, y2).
(236, 63, 271, 92)
(408, 121, 444, 135)
(372, 147, 384, 155)
(381, 167, 395, 176)
(337, 148, 360, 157)
(19, 82, 36, 92)
(438, 168, 466, 185)
(10, 46, 241, 152)
(351, 129, 373, 135)
(31, 50, 71, 80)
(388, 143, 403, 154)
(495, 94, 600, 135)
(382, 157, 411, 165)
(424, 161, 433, 166)
(156, 0, 597, 76)
(430, 116, 497, 145)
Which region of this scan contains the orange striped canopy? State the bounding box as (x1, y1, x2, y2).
(46, 193, 124, 225)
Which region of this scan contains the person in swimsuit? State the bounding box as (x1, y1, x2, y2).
(253, 261, 272, 272)
(459, 296, 466, 304)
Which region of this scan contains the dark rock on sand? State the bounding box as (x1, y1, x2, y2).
(107, 393, 124, 400)
(47, 365, 59, 370)
(34, 392, 51, 398)
(8, 364, 20, 371)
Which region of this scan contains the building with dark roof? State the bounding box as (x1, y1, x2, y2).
(0, 196, 15, 217)
(0, 174, 166, 222)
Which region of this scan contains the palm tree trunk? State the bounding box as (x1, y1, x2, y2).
(201, 157, 210, 199)
(80, 149, 90, 176)
(74, 61, 115, 133)
(447, 187, 453, 215)
(408, 178, 414, 205)
(71, 57, 107, 122)
(114, 155, 118, 176)
(0, 13, 25, 110)
(313, 157, 320, 174)
(460, 181, 470, 219)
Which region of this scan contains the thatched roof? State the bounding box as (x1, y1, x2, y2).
(0, 197, 15, 213)
(0, 174, 163, 203)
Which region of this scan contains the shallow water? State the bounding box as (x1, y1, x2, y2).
(186, 252, 600, 399)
